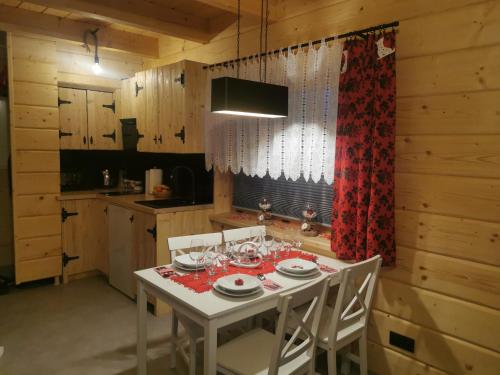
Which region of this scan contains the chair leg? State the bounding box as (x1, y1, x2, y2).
(170, 312, 179, 369)
(359, 334, 368, 375)
(327, 348, 337, 375)
(189, 336, 197, 375)
(340, 347, 350, 375)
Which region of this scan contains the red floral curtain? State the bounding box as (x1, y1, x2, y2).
(331, 32, 396, 266)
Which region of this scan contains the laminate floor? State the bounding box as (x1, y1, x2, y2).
(0, 276, 368, 375)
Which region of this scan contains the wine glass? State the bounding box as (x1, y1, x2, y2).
(274, 237, 284, 259)
(219, 243, 232, 273)
(189, 239, 205, 280)
(250, 228, 263, 247)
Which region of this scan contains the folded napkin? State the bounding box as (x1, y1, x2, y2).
(154, 266, 176, 278)
(319, 264, 338, 273)
(263, 279, 283, 291)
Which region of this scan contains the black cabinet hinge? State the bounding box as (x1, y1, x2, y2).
(102, 129, 116, 143)
(59, 130, 73, 138)
(174, 126, 185, 144)
(146, 225, 157, 241)
(58, 97, 72, 106)
(62, 252, 79, 267)
(135, 81, 144, 97)
(102, 100, 116, 113)
(61, 207, 78, 222)
(174, 71, 185, 87)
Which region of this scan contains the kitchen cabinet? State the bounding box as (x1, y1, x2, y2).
(108, 204, 157, 298)
(58, 87, 121, 150)
(58, 87, 87, 149)
(87, 90, 122, 150)
(61, 199, 107, 280)
(119, 75, 139, 119)
(158, 60, 206, 153)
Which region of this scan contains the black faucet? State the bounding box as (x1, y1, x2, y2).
(170, 166, 196, 204)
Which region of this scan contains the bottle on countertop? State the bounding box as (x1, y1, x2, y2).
(102, 169, 111, 187)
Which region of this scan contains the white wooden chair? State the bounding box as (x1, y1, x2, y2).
(167, 232, 223, 375)
(222, 225, 266, 244)
(318, 255, 382, 375)
(216, 275, 331, 375)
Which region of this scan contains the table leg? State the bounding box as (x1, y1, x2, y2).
(137, 280, 147, 375)
(203, 320, 217, 375)
(170, 311, 178, 368)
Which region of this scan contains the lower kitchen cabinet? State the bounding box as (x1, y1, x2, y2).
(108, 204, 157, 298)
(61, 198, 107, 281)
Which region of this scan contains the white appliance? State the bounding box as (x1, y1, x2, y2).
(108, 204, 134, 298)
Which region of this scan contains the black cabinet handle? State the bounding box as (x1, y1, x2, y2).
(62, 208, 78, 222)
(158, 134, 163, 144)
(90, 136, 93, 145)
(102, 100, 116, 113)
(135, 81, 144, 97)
(58, 98, 72, 106)
(174, 72, 185, 87)
(153, 135, 157, 144)
(146, 225, 157, 241)
(83, 136, 87, 145)
(59, 130, 73, 138)
(129, 215, 134, 223)
(102, 129, 116, 143)
(174, 126, 185, 144)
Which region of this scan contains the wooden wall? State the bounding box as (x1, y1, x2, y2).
(7, 32, 62, 284)
(153, 1, 500, 374)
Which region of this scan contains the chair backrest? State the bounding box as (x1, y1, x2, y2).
(222, 225, 266, 243)
(327, 255, 382, 345)
(167, 232, 222, 261)
(268, 275, 331, 375)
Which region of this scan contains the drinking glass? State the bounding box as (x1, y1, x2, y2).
(205, 251, 217, 286)
(274, 237, 284, 259)
(262, 234, 274, 261)
(219, 243, 232, 273)
(250, 228, 263, 247)
(189, 239, 205, 280)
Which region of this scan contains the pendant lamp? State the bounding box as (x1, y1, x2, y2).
(211, 0, 288, 118)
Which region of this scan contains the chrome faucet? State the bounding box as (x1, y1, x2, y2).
(170, 166, 196, 203)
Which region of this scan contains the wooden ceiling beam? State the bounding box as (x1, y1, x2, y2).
(0, 4, 159, 57)
(194, 0, 274, 21)
(25, 0, 217, 43)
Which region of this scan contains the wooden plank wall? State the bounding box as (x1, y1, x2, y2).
(152, 1, 500, 374)
(7, 32, 62, 284)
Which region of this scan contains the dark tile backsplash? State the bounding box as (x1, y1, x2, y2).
(60, 150, 213, 203)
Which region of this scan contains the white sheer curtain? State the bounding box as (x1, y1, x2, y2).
(204, 39, 342, 185)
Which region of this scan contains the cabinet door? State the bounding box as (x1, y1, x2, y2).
(144, 68, 160, 152)
(108, 204, 134, 298)
(58, 87, 88, 149)
(91, 199, 108, 275)
(132, 211, 157, 270)
(135, 71, 148, 151)
(87, 91, 121, 150)
(119, 77, 136, 119)
(183, 60, 206, 153)
(61, 199, 96, 278)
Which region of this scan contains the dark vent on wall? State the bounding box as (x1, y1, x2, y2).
(389, 331, 415, 353)
(233, 173, 332, 225)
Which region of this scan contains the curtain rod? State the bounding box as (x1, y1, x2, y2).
(203, 20, 399, 70)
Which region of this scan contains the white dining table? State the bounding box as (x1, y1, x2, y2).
(134, 253, 348, 375)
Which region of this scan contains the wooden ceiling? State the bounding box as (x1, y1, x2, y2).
(0, 0, 273, 58)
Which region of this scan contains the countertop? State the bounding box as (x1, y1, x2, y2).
(59, 190, 214, 215)
(209, 210, 335, 258)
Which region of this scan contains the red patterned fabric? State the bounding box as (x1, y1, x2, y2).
(331, 32, 396, 266)
(171, 251, 317, 293)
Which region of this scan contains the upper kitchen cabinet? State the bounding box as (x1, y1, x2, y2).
(119, 75, 139, 119)
(87, 91, 122, 150)
(59, 87, 122, 151)
(135, 69, 159, 152)
(58, 87, 87, 149)
(158, 60, 206, 154)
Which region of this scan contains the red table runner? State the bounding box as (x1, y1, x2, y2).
(170, 251, 317, 293)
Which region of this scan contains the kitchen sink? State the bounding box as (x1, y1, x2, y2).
(134, 198, 197, 209)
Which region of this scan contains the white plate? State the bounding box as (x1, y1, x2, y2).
(213, 283, 262, 298)
(175, 253, 204, 268)
(217, 274, 261, 293)
(229, 260, 261, 269)
(276, 265, 321, 279)
(173, 261, 204, 271)
(278, 259, 318, 274)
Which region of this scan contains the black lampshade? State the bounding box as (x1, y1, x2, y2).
(211, 77, 288, 118)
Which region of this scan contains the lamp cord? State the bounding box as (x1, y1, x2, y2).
(236, 0, 241, 78)
(264, 0, 269, 83)
(83, 28, 100, 64)
(259, 0, 264, 82)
